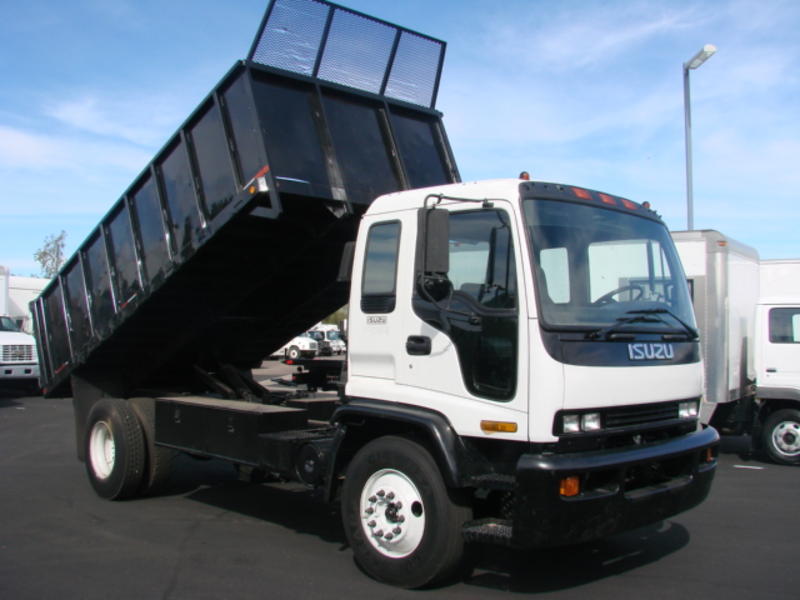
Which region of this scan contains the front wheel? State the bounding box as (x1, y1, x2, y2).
(85, 399, 146, 499)
(341, 436, 471, 588)
(287, 346, 301, 361)
(763, 408, 800, 465)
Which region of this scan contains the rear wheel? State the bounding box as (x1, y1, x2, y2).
(341, 436, 471, 588)
(130, 397, 176, 495)
(85, 399, 146, 499)
(287, 346, 301, 360)
(763, 408, 800, 465)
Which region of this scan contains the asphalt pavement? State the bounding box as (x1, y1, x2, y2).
(1, 388, 798, 600)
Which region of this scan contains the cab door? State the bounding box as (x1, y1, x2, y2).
(759, 305, 800, 394)
(396, 205, 528, 433)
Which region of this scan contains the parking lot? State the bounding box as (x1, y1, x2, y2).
(1, 383, 798, 600)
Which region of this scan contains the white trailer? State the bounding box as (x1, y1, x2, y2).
(672, 231, 800, 464)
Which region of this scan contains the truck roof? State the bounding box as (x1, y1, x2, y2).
(366, 178, 660, 222)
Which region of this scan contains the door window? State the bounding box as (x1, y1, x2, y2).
(361, 221, 401, 313)
(769, 308, 800, 343)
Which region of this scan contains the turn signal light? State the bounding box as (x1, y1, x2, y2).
(559, 476, 581, 497)
(480, 420, 518, 433)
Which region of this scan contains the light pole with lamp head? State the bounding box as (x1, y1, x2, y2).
(683, 44, 716, 230)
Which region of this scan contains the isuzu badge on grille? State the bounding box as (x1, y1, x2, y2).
(628, 343, 675, 360)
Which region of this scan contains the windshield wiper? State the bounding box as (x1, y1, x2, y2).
(586, 309, 698, 341)
(626, 308, 698, 339)
(586, 313, 663, 340)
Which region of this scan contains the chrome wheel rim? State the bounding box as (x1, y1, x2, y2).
(359, 468, 425, 558)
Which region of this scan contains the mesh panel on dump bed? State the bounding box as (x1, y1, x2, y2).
(33, 0, 458, 397)
(249, 0, 445, 108)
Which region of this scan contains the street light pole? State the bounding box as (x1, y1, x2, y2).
(683, 44, 716, 231)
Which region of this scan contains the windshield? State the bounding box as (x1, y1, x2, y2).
(523, 199, 696, 334)
(0, 316, 21, 332)
(326, 331, 342, 341)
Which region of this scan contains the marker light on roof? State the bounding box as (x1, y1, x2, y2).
(621, 198, 638, 210)
(598, 193, 617, 206)
(571, 187, 592, 200)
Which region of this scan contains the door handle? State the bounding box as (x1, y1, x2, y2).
(766, 368, 777, 373)
(406, 336, 432, 356)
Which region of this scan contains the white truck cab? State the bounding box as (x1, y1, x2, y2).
(1, 267, 40, 390)
(272, 332, 319, 360)
(341, 179, 716, 561)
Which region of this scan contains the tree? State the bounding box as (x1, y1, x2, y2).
(33, 230, 67, 278)
(323, 305, 348, 325)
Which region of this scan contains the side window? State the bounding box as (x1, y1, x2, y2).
(361, 221, 401, 314)
(539, 247, 570, 303)
(448, 210, 517, 309)
(769, 308, 800, 343)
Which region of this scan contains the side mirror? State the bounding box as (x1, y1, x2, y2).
(421, 207, 449, 274)
(337, 241, 355, 283)
(417, 207, 450, 302)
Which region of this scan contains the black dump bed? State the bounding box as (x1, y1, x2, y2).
(33, 0, 458, 397)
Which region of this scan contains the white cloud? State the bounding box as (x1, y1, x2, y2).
(0, 124, 151, 174)
(479, 1, 709, 73)
(44, 92, 186, 147)
(0, 126, 62, 168)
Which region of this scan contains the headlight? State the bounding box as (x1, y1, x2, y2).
(679, 400, 699, 419)
(560, 412, 602, 434)
(563, 414, 581, 433)
(581, 412, 602, 431)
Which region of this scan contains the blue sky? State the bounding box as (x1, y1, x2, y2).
(1, 0, 799, 276)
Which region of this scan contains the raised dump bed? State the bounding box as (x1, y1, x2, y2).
(33, 0, 458, 397)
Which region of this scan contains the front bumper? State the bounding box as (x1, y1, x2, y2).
(464, 426, 719, 548)
(0, 363, 40, 380)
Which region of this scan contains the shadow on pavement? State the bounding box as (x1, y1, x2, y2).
(717, 433, 775, 466)
(157, 454, 346, 546)
(464, 520, 690, 593)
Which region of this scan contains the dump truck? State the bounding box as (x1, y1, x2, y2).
(33, 0, 718, 587)
(673, 230, 800, 464)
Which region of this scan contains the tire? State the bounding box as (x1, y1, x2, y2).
(130, 397, 176, 495)
(341, 436, 472, 588)
(84, 399, 146, 500)
(287, 346, 301, 361)
(762, 408, 800, 465)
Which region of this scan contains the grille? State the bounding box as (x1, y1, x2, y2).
(2, 345, 34, 362)
(604, 401, 680, 429)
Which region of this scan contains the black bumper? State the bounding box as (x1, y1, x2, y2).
(466, 426, 719, 548)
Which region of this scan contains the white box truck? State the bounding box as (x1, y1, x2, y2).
(672, 231, 800, 464)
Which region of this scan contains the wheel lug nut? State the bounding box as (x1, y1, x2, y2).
(385, 533, 394, 540)
(374, 529, 384, 537)
(365, 507, 374, 514)
(387, 492, 395, 500)
(398, 515, 405, 523)
(369, 496, 377, 503)
(395, 501, 402, 509)
(393, 527, 401, 535)
(367, 520, 376, 528)
(377, 490, 385, 497)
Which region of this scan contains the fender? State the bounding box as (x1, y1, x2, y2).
(325, 398, 472, 501)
